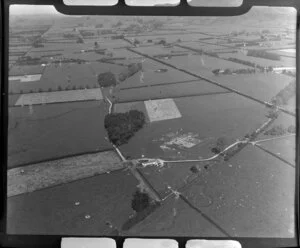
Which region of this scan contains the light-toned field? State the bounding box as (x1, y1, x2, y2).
(209, 73, 293, 102)
(15, 88, 103, 106)
(145, 99, 182, 122)
(9, 74, 42, 83)
(9, 65, 45, 76)
(8, 150, 123, 197)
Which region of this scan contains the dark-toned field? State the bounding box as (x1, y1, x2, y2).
(8, 101, 111, 168)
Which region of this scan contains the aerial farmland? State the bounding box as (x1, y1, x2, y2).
(6, 4, 297, 240)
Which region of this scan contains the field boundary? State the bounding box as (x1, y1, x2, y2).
(127, 47, 294, 117)
(115, 91, 231, 104)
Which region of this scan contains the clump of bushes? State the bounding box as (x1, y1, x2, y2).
(76, 37, 84, 44)
(212, 68, 256, 75)
(190, 165, 199, 174)
(118, 63, 142, 82)
(227, 57, 265, 71)
(264, 124, 296, 136)
(211, 137, 228, 154)
(131, 190, 150, 213)
(271, 81, 295, 106)
(98, 71, 117, 87)
(48, 88, 52, 92)
(288, 125, 296, 133)
(104, 110, 146, 146)
(264, 124, 286, 136)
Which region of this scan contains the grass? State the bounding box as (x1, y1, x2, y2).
(8, 101, 112, 168)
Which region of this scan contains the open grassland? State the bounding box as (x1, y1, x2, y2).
(119, 93, 268, 160)
(117, 63, 196, 90)
(209, 73, 292, 102)
(8, 101, 111, 168)
(257, 136, 295, 166)
(7, 170, 138, 235)
(126, 145, 295, 238)
(125, 194, 226, 237)
(166, 54, 252, 78)
(115, 80, 228, 102)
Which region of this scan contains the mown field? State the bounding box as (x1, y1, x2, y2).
(8, 101, 111, 168)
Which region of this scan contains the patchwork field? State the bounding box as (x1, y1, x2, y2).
(7, 9, 297, 239)
(127, 145, 295, 237)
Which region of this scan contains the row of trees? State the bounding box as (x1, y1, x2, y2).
(11, 84, 99, 94)
(119, 62, 142, 82)
(97, 62, 143, 87)
(264, 124, 295, 136)
(212, 68, 257, 75)
(271, 80, 295, 106)
(227, 57, 267, 71)
(104, 110, 146, 146)
(211, 137, 228, 154)
(16, 56, 45, 66)
(247, 50, 281, 61)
